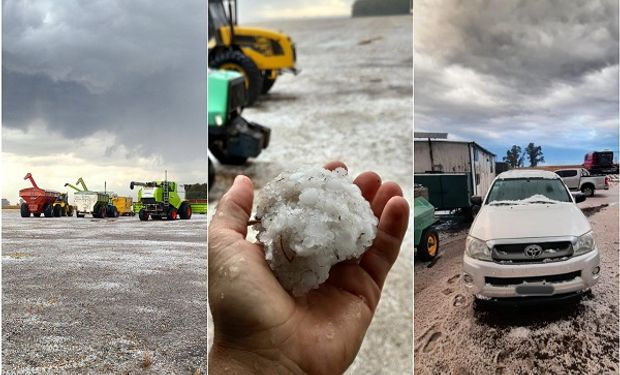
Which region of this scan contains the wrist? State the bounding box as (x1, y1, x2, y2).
(209, 340, 306, 375)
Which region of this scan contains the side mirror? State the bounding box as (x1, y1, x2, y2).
(573, 192, 586, 203)
(130, 182, 135, 190)
(472, 205, 481, 217)
(470, 196, 483, 206)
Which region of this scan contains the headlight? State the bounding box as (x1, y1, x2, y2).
(573, 231, 595, 256)
(215, 115, 223, 126)
(465, 236, 492, 261)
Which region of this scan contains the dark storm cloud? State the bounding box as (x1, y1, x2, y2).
(3, 1, 206, 163)
(415, 0, 619, 161)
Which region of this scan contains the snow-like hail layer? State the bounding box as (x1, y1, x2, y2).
(488, 194, 565, 206)
(254, 167, 378, 296)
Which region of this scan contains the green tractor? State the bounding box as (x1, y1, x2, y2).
(208, 69, 270, 189)
(130, 177, 192, 221)
(414, 186, 440, 261)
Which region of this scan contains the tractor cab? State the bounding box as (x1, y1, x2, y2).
(208, 0, 298, 106)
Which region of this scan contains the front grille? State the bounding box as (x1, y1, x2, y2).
(486, 271, 581, 286)
(492, 241, 573, 263)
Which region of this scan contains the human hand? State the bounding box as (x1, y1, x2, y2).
(208, 161, 409, 374)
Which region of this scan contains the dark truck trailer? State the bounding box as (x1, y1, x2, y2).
(583, 151, 619, 175)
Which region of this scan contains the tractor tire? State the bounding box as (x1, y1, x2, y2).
(98, 205, 107, 218)
(33, 213, 41, 217)
(581, 184, 595, 197)
(20, 203, 30, 218)
(208, 157, 215, 191)
(44, 204, 54, 218)
(210, 50, 262, 106)
(167, 207, 178, 220)
(107, 206, 119, 218)
(138, 209, 149, 221)
(53, 205, 62, 217)
(261, 70, 277, 94)
(179, 202, 192, 220)
(418, 227, 439, 261)
(67, 206, 73, 217)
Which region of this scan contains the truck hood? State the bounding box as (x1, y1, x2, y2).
(470, 203, 591, 241)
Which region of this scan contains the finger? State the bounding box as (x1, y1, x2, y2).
(371, 182, 403, 218)
(360, 196, 409, 289)
(209, 175, 254, 238)
(324, 160, 348, 171)
(353, 171, 382, 203)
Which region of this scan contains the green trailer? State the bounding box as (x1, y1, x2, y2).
(414, 190, 440, 261)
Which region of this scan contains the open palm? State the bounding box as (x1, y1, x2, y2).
(209, 162, 409, 374)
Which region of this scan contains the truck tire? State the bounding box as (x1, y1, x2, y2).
(167, 207, 178, 220)
(179, 202, 192, 220)
(44, 204, 54, 218)
(139, 209, 149, 221)
(210, 50, 262, 106)
(53, 205, 62, 217)
(418, 227, 439, 261)
(20, 203, 30, 218)
(208, 157, 215, 191)
(261, 70, 276, 94)
(581, 184, 595, 197)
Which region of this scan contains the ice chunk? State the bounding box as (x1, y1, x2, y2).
(255, 167, 378, 296)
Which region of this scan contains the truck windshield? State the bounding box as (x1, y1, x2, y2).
(486, 178, 572, 205)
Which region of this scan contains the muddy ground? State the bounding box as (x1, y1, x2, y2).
(414, 184, 619, 374)
(208, 15, 413, 374)
(2, 210, 208, 374)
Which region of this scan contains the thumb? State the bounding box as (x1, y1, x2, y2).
(209, 175, 255, 238)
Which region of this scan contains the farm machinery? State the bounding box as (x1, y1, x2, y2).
(208, 0, 298, 106)
(208, 69, 270, 189)
(130, 176, 192, 221)
(19, 173, 73, 218)
(414, 185, 440, 261)
(111, 195, 135, 216)
(65, 178, 117, 218)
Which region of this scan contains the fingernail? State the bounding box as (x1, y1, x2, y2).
(234, 175, 244, 184)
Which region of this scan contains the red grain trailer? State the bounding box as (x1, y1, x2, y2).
(19, 173, 60, 217)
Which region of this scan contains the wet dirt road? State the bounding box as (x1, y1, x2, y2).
(414, 184, 619, 374)
(209, 15, 413, 375)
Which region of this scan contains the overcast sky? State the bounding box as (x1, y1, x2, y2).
(2, 1, 205, 203)
(415, 0, 619, 165)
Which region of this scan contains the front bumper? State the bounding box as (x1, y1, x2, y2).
(463, 249, 600, 298)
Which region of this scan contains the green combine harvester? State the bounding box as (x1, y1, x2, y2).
(65, 178, 117, 218)
(208, 69, 270, 189)
(130, 174, 192, 221)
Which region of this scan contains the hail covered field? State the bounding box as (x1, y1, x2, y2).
(208, 15, 414, 375)
(2, 210, 208, 374)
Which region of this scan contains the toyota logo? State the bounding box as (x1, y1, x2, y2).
(524, 244, 543, 258)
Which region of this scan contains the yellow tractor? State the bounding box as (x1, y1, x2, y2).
(208, 0, 298, 106)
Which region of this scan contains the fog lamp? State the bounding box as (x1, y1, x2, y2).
(592, 266, 600, 275)
(463, 274, 474, 285)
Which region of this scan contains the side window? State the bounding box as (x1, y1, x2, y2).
(556, 170, 566, 177)
(566, 170, 578, 177)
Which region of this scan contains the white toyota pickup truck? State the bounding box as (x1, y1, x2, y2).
(554, 168, 609, 197)
(463, 170, 600, 303)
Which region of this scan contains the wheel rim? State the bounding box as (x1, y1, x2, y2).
(219, 63, 249, 88)
(427, 234, 438, 256)
(171, 210, 177, 220)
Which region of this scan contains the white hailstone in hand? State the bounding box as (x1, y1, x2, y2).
(254, 167, 378, 296)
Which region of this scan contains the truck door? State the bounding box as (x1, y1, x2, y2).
(561, 169, 579, 189)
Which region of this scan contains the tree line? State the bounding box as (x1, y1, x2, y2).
(503, 143, 545, 168)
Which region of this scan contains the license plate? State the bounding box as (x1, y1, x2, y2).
(515, 284, 554, 295)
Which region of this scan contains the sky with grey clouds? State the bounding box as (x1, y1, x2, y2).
(415, 0, 619, 164)
(2, 1, 206, 201)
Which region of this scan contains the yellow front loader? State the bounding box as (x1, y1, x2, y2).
(208, 0, 298, 106)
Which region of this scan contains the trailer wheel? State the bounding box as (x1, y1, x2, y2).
(53, 205, 62, 217)
(44, 204, 54, 218)
(418, 227, 439, 261)
(167, 207, 178, 220)
(20, 203, 30, 218)
(98, 205, 107, 218)
(139, 209, 149, 221)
